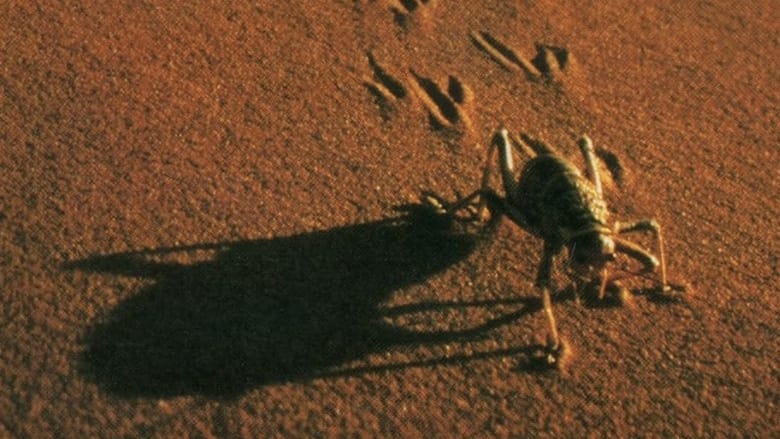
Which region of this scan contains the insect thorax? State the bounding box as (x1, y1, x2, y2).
(513, 155, 609, 243)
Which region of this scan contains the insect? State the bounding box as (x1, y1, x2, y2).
(429, 128, 682, 367)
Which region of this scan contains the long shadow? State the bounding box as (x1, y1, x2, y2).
(66, 204, 539, 398)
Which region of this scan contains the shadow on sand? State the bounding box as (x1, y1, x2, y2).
(66, 203, 540, 398)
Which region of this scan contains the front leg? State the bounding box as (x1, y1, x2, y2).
(614, 219, 668, 291)
(536, 242, 567, 366)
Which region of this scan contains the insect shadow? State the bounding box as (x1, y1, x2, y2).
(65, 203, 539, 398)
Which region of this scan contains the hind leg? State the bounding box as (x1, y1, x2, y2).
(442, 129, 520, 221)
(437, 135, 503, 221)
(577, 135, 603, 197)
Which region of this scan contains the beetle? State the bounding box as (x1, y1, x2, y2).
(428, 128, 680, 366)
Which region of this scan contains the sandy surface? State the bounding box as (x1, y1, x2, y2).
(1, 1, 778, 437)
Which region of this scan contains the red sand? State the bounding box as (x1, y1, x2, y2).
(1, 1, 778, 437)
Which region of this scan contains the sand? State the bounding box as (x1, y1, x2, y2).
(1, 1, 778, 437)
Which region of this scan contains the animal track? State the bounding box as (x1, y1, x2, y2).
(364, 52, 407, 119)
(361, 11, 581, 139)
(409, 71, 472, 131)
(533, 44, 571, 77)
(470, 31, 541, 79)
(363, 53, 473, 134)
(389, 0, 434, 28)
(470, 31, 572, 83)
(446, 75, 469, 105)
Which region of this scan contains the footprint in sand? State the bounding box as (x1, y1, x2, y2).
(388, 0, 436, 29)
(470, 31, 573, 84)
(363, 53, 473, 135)
(363, 52, 408, 120)
(408, 70, 473, 132)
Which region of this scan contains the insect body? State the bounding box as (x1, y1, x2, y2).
(440, 128, 677, 366)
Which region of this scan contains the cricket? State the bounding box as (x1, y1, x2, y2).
(426, 128, 684, 367)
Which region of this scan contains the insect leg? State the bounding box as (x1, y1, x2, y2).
(443, 130, 509, 220)
(615, 219, 668, 289)
(508, 132, 538, 159)
(473, 128, 535, 221)
(426, 129, 516, 223)
(473, 133, 501, 218)
(492, 129, 519, 197)
(577, 135, 603, 197)
(441, 188, 497, 222)
(537, 242, 564, 363)
(517, 132, 560, 156)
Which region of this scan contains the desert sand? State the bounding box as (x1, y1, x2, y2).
(1, 1, 778, 437)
